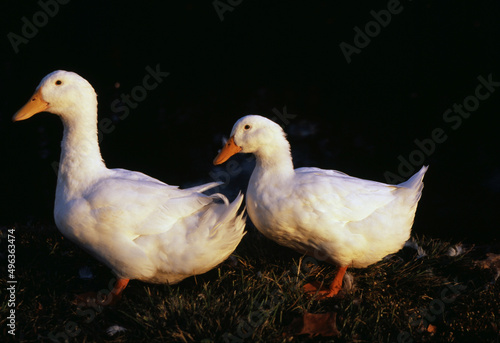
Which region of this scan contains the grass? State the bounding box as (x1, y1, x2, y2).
(1, 223, 499, 342)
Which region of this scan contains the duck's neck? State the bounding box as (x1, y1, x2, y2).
(57, 104, 106, 197)
(253, 139, 295, 180)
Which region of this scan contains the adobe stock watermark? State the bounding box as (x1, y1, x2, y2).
(48, 277, 121, 342)
(395, 282, 467, 343)
(221, 288, 283, 342)
(98, 64, 170, 143)
(51, 63, 169, 175)
(213, 0, 243, 22)
(340, 0, 409, 64)
(7, 0, 71, 54)
(384, 73, 499, 184)
(221, 254, 324, 342)
(5, 227, 17, 336)
(209, 106, 297, 190)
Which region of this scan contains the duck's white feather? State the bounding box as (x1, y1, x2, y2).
(20, 70, 246, 284)
(228, 115, 426, 269)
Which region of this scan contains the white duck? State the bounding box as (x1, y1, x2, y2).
(214, 115, 427, 298)
(13, 70, 246, 304)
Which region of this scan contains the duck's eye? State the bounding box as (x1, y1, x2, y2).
(244, 124, 251, 130)
(55, 80, 62, 85)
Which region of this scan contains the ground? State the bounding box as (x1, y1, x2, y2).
(0, 223, 499, 342)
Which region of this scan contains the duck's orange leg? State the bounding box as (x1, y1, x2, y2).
(326, 266, 348, 297)
(106, 278, 129, 305)
(303, 266, 348, 299)
(75, 278, 130, 307)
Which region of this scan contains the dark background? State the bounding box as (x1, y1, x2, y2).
(0, 0, 499, 243)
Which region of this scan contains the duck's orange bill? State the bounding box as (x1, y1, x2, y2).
(213, 136, 242, 165)
(12, 89, 49, 122)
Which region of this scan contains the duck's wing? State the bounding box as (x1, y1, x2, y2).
(83, 171, 222, 238)
(112, 168, 179, 188)
(113, 168, 222, 194)
(70, 172, 244, 281)
(292, 167, 398, 223)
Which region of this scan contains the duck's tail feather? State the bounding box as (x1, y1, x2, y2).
(399, 166, 428, 191)
(398, 165, 428, 207)
(154, 193, 246, 280)
(208, 192, 246, 238)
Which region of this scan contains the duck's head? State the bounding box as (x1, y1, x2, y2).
(214, 115, 288, 165)
(13, 70, 97, 122)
